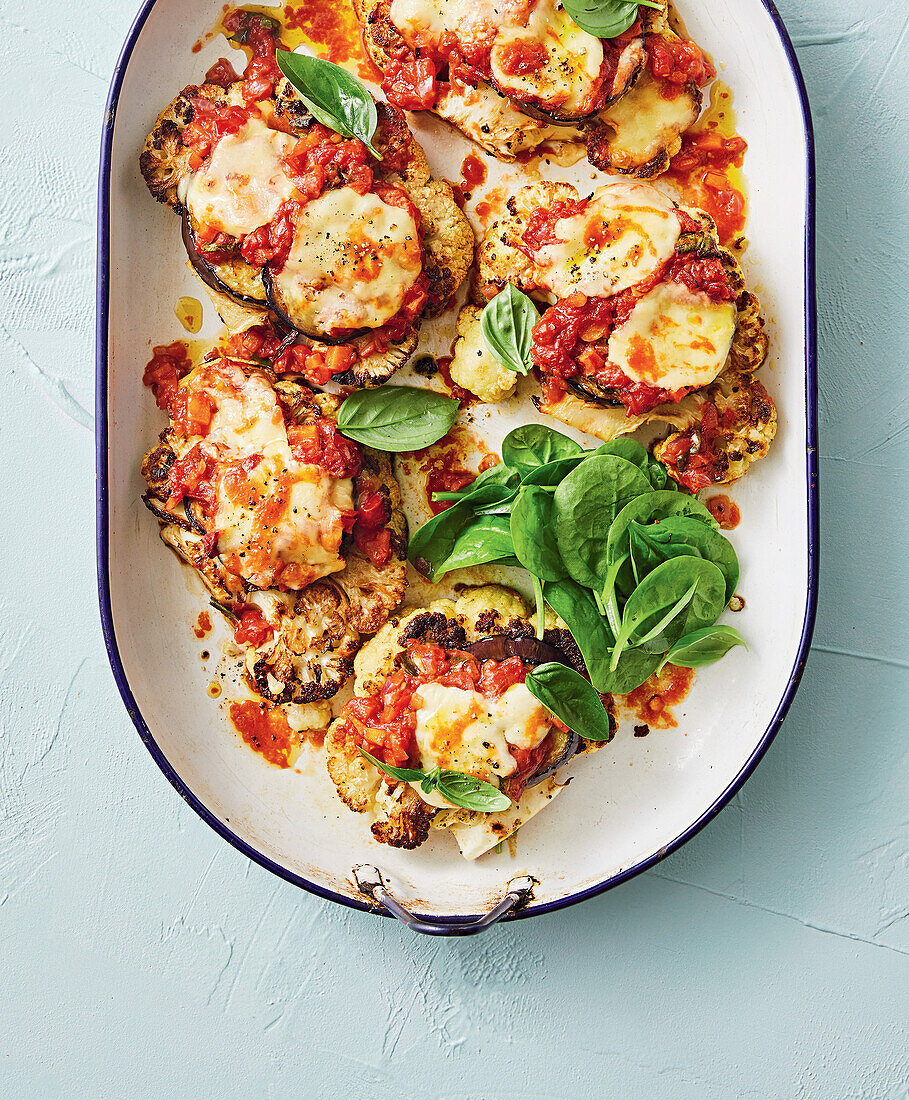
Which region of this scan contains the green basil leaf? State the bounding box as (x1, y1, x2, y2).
(657, 625, 747, 673)
(433, 515, 517, 578)
(434, 771, 513, 812)
(356, 747, 427, 783)
(480, 283, 539, 375)
(526, 662, 614, 742)
(358, 749, 512, 813)
(502, 424, 582, 475)
(562, 0, 655, 38)
(336, 385, 458, 451)
(553, 455, 653, 590)
(276, 51, 381, 157)
(510, 486, 566, 581)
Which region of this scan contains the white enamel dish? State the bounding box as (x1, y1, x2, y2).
(97, 0, 818, 932)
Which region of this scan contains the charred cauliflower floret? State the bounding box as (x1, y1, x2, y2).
(142, 362, 407, 704)
(653, 370, 777, 491)
(140, 78, 473, 386)
(448, 305, 517, 403)
(325, 586, 612, 856)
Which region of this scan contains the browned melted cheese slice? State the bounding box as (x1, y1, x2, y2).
(177, 361, 353, 589)
(272, 187, 423, 334)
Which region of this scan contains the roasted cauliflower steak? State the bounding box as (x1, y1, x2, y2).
(325, 585, 611, 855)
(142, 364, 408, 705)
(471, 180, 775, 486)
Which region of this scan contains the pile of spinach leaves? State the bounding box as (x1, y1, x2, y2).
(409, 424, 745, 695)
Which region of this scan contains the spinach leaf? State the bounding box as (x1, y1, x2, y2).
(553, 455, 652, 591)
(433, 516, 518, 578)
(276, 51, 381, 157)
(510, 486, 566, 581)
(606, 490, 718, 566)
(628, 516, 740, 603)
(611, 558, 727, 668)
(520, 453, 589, 488)
(357, 748, 512, 812)
(526, 663, 614, 742)
(337, 385, 458, 451)
(502, 424, 582, 475)
(545, 578, 663, 693)
(408, 502, 473, 578)
(562, 0, 662, 38)
(591, 439, 675, 490)
(480, 283, 539, 375)
(542, 577, 618, 692)
(657, 626, 747, 673)
(431, 463, 521, 510)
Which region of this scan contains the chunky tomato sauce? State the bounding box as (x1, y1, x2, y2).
(659, 401, 736, 492)
(336, 642, 556, 794)
(143, 341, 193, 410)
(380, 11, 642, 117)
(665, 81, 748, 247)
(229, 699, 299, 767)
(647, 35, 715, 98)
(529, 208, 736, 416)
(706, 493, 741, 529)
(622, 664, 694, 729)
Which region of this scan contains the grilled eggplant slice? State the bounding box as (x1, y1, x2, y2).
(181, 210, 267, 306)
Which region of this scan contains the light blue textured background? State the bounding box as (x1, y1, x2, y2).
(1, 0, 907, 1095)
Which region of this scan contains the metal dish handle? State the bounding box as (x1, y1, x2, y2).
(353, 866, 535, 936)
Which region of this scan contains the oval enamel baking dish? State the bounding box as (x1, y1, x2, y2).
(97, 0, 818, 933)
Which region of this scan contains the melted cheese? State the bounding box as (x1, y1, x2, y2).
(411, 681, 553, 808)
(598, 70, 701, 168)
(391, 0, 603, 114)
(272, 187, 422, 336)
(529, 182, 681, 298)
(185, 118, 296, 237)
(607, 281, 737, 390)
(180, 360, 353, 590)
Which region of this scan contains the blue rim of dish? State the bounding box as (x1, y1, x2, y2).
(96, 0, 819, 932)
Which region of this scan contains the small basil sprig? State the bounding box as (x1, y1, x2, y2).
(276, 50, 381, 157)
(357, 748, 512, 812)
(526, 663, 614, 742)
(210, 598, 238, 622)
(481, 284, 539, 375)
(337, 386, 458, 451)
(656, 625, 747, 673)
(562, 0, 663, 39)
